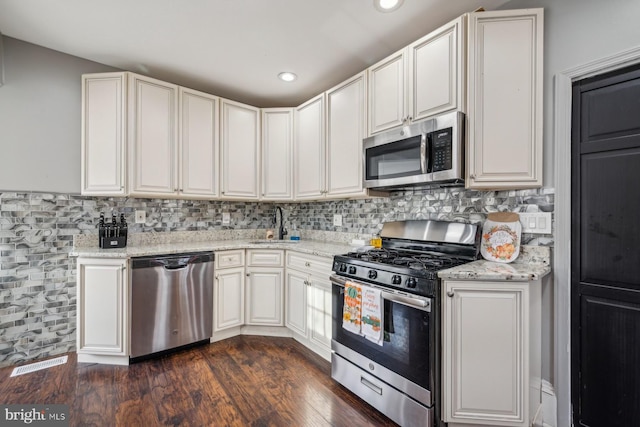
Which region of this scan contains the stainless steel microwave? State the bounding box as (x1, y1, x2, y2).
(363, 111, 464, 189)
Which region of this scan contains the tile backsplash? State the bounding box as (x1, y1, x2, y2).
(0, 186, 554, 366)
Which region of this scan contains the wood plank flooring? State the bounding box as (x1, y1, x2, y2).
(0, 336, 397, 426)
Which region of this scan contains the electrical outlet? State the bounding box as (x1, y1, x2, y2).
(518, 212, 552, 234)
(333, 214, 343, 227)
(134, 210, 146, 224)
(222, 212, 230, 225)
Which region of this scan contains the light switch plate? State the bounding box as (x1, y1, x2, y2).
(333, 214, 343, 227)
(222, 212, 230, 225)
(518, 212, 552, 234)
(134, 210, 146, 224)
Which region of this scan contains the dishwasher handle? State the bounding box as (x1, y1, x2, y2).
(131, 252, 214, 269)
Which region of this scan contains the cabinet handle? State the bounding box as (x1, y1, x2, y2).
(447, 291, 454, 298)
(179, 188, 183, 192)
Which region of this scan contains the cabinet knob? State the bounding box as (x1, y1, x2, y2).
(470, 174, 476, 179)
(447, 291, 454, 298)
(305, 262, 311, 267)
(246, 273, 250, 277)
(215, 275, 219, 280)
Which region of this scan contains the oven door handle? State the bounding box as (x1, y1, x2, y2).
(380, 291, 431, 312)
(330, 275, 431, 312)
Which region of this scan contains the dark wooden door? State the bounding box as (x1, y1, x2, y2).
(571, 63, 640, 427)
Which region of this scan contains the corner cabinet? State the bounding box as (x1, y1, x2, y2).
(442, 279, 542, 427)
(261, 108, 293, 201)
(245, 250, 285, 326)
(294, 94, 326, 200)
(220, 99, 260, 200)
(466, 9, 544, 189)
(81, 73, 127, 196)
(76, 257, 129, 365)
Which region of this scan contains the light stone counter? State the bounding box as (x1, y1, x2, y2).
(71, 235, 354, 260)
(438, 245, 552, 281)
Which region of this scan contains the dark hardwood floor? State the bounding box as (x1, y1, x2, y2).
(0, 336, 397, 426)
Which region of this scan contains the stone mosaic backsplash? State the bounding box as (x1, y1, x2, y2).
(0, 187, 554, 366)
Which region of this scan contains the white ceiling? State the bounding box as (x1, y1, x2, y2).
(0, 0, 509, 107)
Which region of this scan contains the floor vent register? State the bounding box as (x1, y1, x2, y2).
(10, 355, 68, 377)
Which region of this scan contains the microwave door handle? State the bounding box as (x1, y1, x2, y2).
(420, 134, 428, 174)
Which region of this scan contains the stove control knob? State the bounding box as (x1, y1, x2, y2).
(348, 266, 357, 275)
(392, 275, 402, 285)
(368, 270, 378, 279)
(406, 277, 417, 288)
(339, 263, 347, 272)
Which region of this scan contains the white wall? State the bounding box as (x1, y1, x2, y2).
(0, 37, 118, 193)
(496, 1, 640, 426)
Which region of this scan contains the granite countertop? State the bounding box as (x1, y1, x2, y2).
(438, 245, 552, 281)
(70, 239, 353, 260)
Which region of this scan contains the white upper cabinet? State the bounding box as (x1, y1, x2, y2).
(368, 49, 406, 135)
(179, 87, 220, 198)
(326, 72, 368, 197)
(220, 99, 261, 200)
(81, 73, 127, 196)
(408, 15, 465, 122)
(128, 73, 179, 196)
(368, 15, 464, 135)
(466, 9, 544, 189)
(261, 108, 293, 200)
(294, 93, 325, 200)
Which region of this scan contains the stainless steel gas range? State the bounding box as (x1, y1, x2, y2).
(330, 220, 481, 427)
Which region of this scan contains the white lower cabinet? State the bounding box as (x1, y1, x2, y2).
(442, 279, 542, 427)
(213, 250, 245, 332)
(285, 252, 333, 360)
(76, 257, 129, 365)
(214, 266, 245, 331)
(246, 268, 284, 326)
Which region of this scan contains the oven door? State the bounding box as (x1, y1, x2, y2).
(330, 275, 436, 406)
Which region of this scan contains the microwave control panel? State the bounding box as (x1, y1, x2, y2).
(430, 128, 453, 172)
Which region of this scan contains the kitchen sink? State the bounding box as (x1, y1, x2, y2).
(249, 240, 299, 244)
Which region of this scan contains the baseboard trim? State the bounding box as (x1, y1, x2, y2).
(541, 380, 557, 427)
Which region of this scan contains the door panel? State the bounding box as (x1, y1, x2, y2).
(571, 63, 640, 427)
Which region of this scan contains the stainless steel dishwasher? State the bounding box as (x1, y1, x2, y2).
(130, 251, 214, 359)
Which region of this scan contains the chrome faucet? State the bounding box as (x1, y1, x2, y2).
(273, 206, 288, 240)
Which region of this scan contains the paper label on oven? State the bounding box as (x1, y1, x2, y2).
(343, 282, 362, 335)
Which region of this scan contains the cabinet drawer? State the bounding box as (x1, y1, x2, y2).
(247, 249, 284, 267)
(286, 252, 332, 277)
(215, 250, 245, 269)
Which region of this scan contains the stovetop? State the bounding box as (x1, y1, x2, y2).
(331, 220, 481, 298)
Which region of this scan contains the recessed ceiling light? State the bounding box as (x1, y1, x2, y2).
(374, 0, 404, 13)
(278, 72, 297, 82)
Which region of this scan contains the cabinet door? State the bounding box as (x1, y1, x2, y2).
(408, 16, 464, 122)
(77, 258, 128, 355)
(443, 280, 529, 426)
(262, 108, 293, 200)
(128, 73, 179, 196)
(246, 267, 284, 326)
(467, 9, 543, 189)
(179, 87, 219, 198)
(326, 72, 367, 197)
(81, 73, 127, 196)
(214, 267, 245, 331)
(368, 49, 406, 135)
(220, 99, 260, 199)
(285, 270, 308, 337)
(294, 94, 325, 200)
(308, 275, 332, 350)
